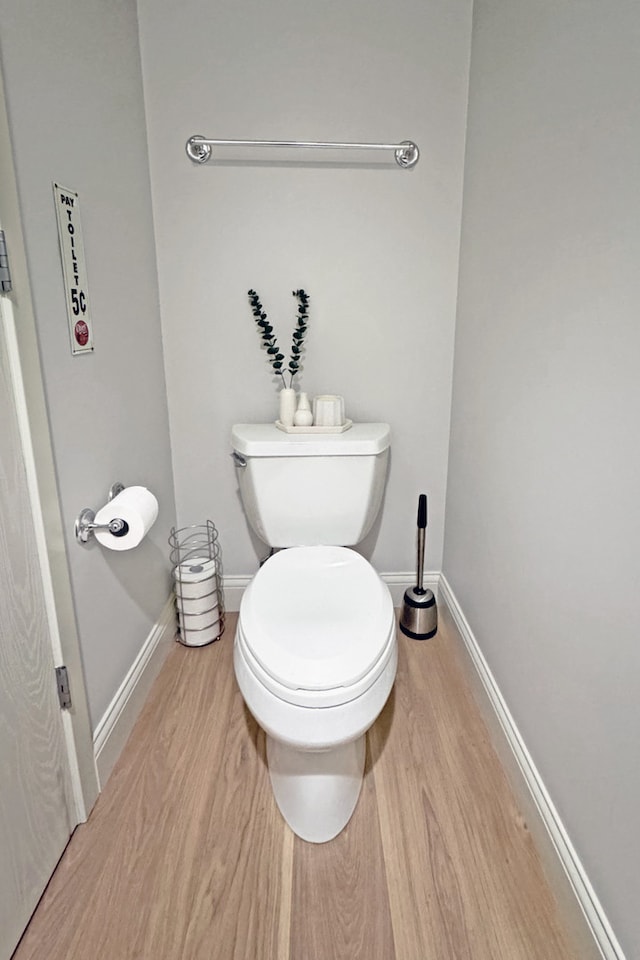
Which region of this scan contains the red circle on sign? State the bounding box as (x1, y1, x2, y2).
(75, 320, 89, 346)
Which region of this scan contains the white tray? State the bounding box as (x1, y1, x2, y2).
(275, 419, 353, 434)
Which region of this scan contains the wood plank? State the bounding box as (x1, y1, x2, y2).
(289, 740, 396, 960)
(13, 615, 290, 960)
(369, 619, 580, 960)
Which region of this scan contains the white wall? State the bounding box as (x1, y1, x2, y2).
(137, 0, 472, 576)
(444, 2, 640, 955)
(0, 0, 175, 729)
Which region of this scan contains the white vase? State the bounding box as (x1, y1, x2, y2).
(279, 388, 297, 426)
(293, 392, 313, 427)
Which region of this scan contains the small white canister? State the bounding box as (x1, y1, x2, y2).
(312, 394, 345, 426)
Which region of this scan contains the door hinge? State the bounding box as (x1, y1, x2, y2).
(0, 230, 12, 293)
(55, 665, 72, 709)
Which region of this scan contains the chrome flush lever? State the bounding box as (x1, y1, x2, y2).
(231, 452, 247, 468)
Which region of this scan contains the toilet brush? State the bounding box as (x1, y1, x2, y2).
(399, 494, 437, 640)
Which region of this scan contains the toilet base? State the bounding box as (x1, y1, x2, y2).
(266, 734, 366, 843)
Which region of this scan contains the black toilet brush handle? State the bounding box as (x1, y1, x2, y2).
(416, 494, 427, 593)
(418, 494, 427, 529)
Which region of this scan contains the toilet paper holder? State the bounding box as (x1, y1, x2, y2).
(75, 481, 128, 544)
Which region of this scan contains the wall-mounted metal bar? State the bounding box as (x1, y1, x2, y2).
(185, 135, 420, 169)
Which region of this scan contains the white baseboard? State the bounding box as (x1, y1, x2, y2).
(380, 571, 439, 607)
(438, 574, 625, 960)
(93, 595, 176, 787)
(222, 571, 439, 612)
(222, 575, 252, 612)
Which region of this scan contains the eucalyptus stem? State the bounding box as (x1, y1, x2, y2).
(247, 289, 287, 388)
(247, 288, 311, 389)
(288, 289, 310, 384)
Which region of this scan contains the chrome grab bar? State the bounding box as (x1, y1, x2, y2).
(186, 136, 420, 169)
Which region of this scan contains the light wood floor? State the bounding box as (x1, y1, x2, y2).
(14, 613, 580, 960)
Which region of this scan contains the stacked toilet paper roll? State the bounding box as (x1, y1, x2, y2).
(173, 557, 220, 646)
(94, 486, 159, 551)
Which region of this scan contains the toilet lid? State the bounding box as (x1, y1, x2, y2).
(240, 546, 394, 692)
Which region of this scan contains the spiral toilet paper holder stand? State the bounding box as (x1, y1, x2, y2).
(75, 481, 128, 544)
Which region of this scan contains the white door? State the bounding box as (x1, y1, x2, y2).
(0, 294, 76, 958)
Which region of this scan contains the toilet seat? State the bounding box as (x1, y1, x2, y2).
(238, 546, 395, 708)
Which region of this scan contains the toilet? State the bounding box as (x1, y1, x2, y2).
(231, 422, 397, 843)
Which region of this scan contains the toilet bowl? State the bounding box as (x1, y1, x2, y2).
(234, 545, 396, 842)
(231, 421, 395, 842)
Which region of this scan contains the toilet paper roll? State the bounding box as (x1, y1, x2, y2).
(175, 590, 219, 616)
(94, 486, 159, 551)
(173, 558, 218, 602)
(179, 617, 220, 647)
(178, 608, 220, 631)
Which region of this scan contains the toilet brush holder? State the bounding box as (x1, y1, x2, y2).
(399, 494, 437, 640)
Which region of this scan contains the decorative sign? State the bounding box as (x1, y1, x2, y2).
(53, 183, 94, 355)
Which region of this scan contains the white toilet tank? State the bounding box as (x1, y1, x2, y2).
(231, 423, 390, 547)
